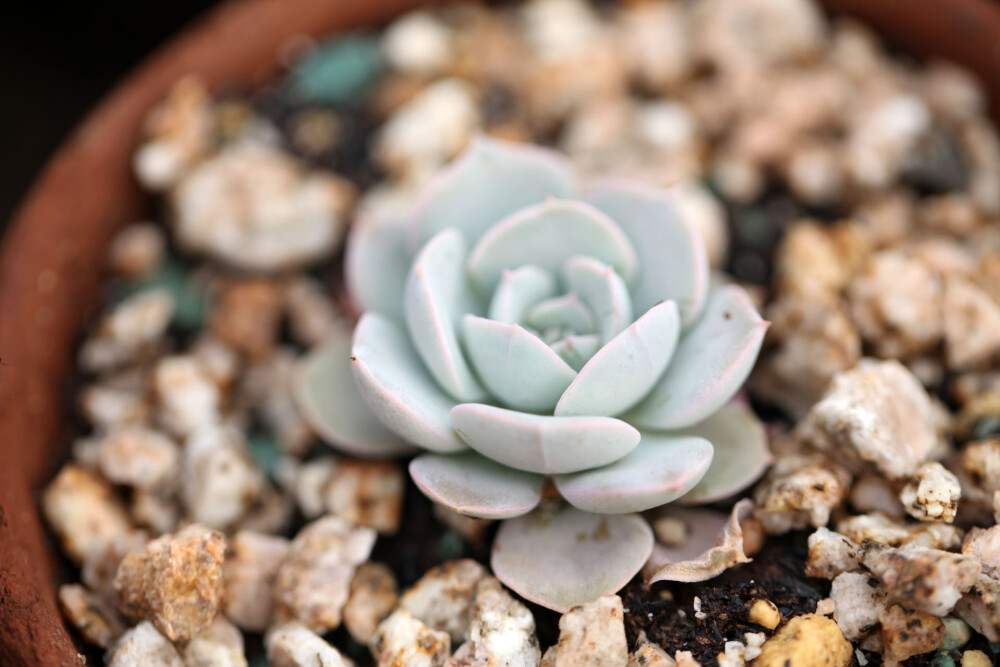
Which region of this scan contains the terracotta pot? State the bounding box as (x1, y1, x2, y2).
(2, 0, 1000, 663)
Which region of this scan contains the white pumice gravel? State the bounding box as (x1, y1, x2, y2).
(107, 620, 185, 667)
(899, 461, 961, 523)
(223, 530, 291, 632)
(274, 515, 377, 632)
(399, 559, 490, 644)
(266, 622, 352, 667)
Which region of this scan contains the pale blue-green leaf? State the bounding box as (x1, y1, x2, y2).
(409, 452, 545, 519)
(587, 180, 710, 327)
(410, 136, 575, 248)
(492, 506, 653, 612)
(627, 286, 769, 430)
(345, 214, 411, 321)
(525, 293, 596, 336)
(293, 326, 417, 458)
(551, 334, 602, 372)
(562, 256, 634, 343)
(352, 312, 466, 453)
(554, 434, 713, 513)
(404, 228, 488, 402)
(488, 266, 558, 324)
(467, 199, 638, 296)
(675, 403, 772, 504)
(555, 300, 680, 417)
(450, 403, 639, 474)
(462, 316, 576, 413)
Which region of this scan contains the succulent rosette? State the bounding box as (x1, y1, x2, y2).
(295, 137, 771, 611)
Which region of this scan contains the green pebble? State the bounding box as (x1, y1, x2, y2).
(248, 653, 271, 667)
(248, 433, 281, 480)
(288, 34, 382, 105)
(128, 261, 209, 331)
(931, 649, 956, 667)
(438, 530, 465, 560)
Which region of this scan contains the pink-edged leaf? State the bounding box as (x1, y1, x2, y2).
(293, 325, 417, 458)
(462, 316, 576, 413)
(626, 286, 769, 430)
(409, 452, 545, 519)
(587, 180, 710, 327)
(676, 403, 772, 504)
(492, 506, 654, 612)
(466, 199, 638, 296)
(555, 300, 680, 417)
(450, 403, 640, 474)
(345, 214, 411, 321)
(352, 313, 466, 453)
(410, 136, 575, 249)
(404, 228, 488, 402)
(554, 434, 712, 513)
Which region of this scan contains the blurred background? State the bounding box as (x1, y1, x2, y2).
(0, 1, 215, 230)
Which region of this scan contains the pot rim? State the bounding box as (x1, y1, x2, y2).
(2, 0, 1000, 664)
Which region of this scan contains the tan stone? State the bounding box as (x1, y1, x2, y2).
(114, 524, 226, 641)
(879, 605, 944, 667)
(344, 562, 399, 644)
(42, 464, 132, 564)
(752, 614, 851, 667)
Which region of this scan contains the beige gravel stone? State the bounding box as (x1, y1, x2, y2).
(751, 291, 861, 419)
(752, 456, 850, 534)
(172, 140, 354, 271)
(943, 277, 1000, 371)
(275, 515, 377, 632)
(462, 577, 541, 667)
(107, 620, 185, 667)
(58, 583, 125, 648)
(799, 359, 938, 479)
(860, 541, 980, 616)
(324, 459, 405, 535)
(108, 223, 167, 278)
(547, 594, 627, 667)
(344, 562, 399, 644)
(242, 348, 314, 456)
(836, 512, 963, 550)
(847, 251, 942, 359)
(82, 531, 150, 603)
(79, 289, 174, 374)
(371, 609, 451, 667)
(849, 474, 905, 518)
(399, 559, 489, 644)
(130, 490, 179, 535)
(97, 425, 179, 490)
(805, 527, 861, 579)
(266, 621, 351, 667)
(42, 464, 133, 564)
(957, 438, 1000, 513)
(183, 615, 248, 667)
(114, 524, 226, 641)
(223, 530, 290, 632)
(79, 374, 150, 429)
(284, 276, 344, 348)
(181, 425, 266, 530)
(879, 605, 944, 667)
(752, 614, 851, 667)
(133, 77, 213, 192)
(829, 572, 887, 640)
(627, 640, 675, 667)
(211, 278, 284, 361)
(900, 462, 961, 523)
(154, 355, 221, 437)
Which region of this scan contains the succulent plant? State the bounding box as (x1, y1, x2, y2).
(295, 137, 771, 611)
